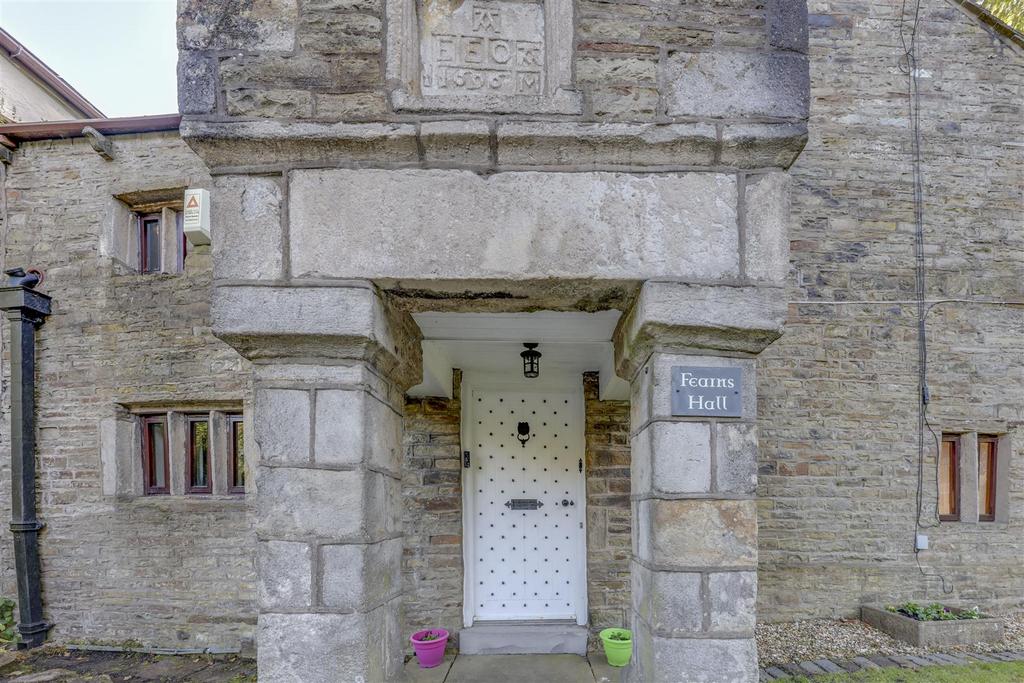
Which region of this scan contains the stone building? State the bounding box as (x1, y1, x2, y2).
(0, 27, 104, 123)
(0, 0, 1020, 682)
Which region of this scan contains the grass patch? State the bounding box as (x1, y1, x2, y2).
(783, 661, 1024, 682)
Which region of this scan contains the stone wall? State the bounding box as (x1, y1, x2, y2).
(402, 374, 464, 652)
(178, 0, 808, 126)
(0, 132, 256, 648)
(756, 0, 1024, 620)
(583, 372, 631, 649)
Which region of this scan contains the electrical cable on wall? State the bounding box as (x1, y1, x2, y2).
(898, 0, 955, 595)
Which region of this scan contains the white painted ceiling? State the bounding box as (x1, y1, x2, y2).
(408, 311, 629, 400)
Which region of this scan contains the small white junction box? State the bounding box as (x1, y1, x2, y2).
(183, 188, 211, 245)
(916, 534, 929, 550)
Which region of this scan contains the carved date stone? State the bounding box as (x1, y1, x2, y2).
(387, 0, 580, 114)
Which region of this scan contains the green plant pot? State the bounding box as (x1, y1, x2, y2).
(599, 628, 633, 667)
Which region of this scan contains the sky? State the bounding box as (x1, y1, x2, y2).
(0, 0, 178, 117)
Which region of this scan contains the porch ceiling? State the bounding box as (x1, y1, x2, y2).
(408, 311, 629, 400)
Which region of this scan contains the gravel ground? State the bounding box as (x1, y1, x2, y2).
(757, 611, 1024, 667)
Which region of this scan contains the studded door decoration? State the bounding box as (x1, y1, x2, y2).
(468, 388, 586, 622)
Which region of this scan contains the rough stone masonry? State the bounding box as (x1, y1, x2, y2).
(175, 0, 806, 679)
(0, 0, 1018, 682)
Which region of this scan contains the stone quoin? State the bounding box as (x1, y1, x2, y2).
(0, 1, 1021, 682)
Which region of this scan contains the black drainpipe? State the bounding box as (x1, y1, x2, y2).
(0, 269, 52, 648)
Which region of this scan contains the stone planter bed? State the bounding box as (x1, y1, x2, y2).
(756, 611, 1024, 667)
(861, 604, 1004, 648)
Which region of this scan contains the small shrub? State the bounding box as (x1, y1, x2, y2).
(0, 598, 17, 644)
(608, 630, 630, 641)
(417, 631, 441, 642)
(886, 602, 982, 621)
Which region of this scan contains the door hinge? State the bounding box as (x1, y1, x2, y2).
(578, 458, 583, 473)
(463, 451, 471, 469)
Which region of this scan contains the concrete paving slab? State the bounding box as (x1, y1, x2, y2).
(447, 654, 594, 683)
(401, 654, 456, 682)
(588, 654, 623, 683)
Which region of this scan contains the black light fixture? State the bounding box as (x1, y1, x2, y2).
(520, 342, 541, 378)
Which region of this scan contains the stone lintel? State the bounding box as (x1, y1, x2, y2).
(211, 283, 422, 389)
(613, 281, 786, 381)
(287, 169, 741, 290)
(180, 117, 808, 173)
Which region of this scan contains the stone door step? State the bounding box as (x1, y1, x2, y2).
(459, 621, 589, 655)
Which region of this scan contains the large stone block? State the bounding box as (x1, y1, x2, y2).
(178, 0, 297, 51)
(254, 388, 310, 465)
(314, 389, 403, 472)
(720, 123, 808, 169)
(629, 618, 758, 683)
(211, 175, 285, 281)
(636, 499, 757, 569)
(421, 120, 492, 166)
(768, 0, 809, 53)
(614, 282, 787, 377)
(387, 0, 580, 114)
(665, 52, 809, 119)
(708, 571, 757, 633)
(632, 422, 711, 495)
(257, 540, 312, 609)
(211, 285, 422, 388)
(715, 423, 758, 494)
(177, 51, 217, 115)
(496, 122, 716, 167)
(288, 169, 739, 284)
(320, 538, 402, 611)
(743, 173, 791, 284)
(180, 119, 420, 170)
(256, 467, 399, 540)
(257, 608, 396, 682)
(631, 561, 702, 635)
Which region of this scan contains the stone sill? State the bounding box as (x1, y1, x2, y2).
(180, 118, 807, 174)
(861, 605, 1005, 648)
(119, 494, 249, 510)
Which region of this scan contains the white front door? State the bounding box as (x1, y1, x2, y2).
(464, 384, 587, 624)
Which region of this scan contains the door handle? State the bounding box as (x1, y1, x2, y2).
(561, 499, 574, 507)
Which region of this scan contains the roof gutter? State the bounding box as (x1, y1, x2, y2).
(0, 28, 105, 119)
(0, 114, 182, 145)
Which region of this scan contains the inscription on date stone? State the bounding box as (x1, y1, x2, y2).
(421, 0, 545, 98)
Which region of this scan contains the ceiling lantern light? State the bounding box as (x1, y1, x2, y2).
(521, 343, 541, 378)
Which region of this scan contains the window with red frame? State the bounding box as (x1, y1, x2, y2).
(228, 414, 245, 494)
(938, 435, 959, 521)
(142, 415, 170, 495)
(978, 436, 998, 522)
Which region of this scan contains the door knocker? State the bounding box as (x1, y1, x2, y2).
(516, 421, 531, 447)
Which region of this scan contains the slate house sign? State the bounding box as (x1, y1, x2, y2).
(671, 366, 743, 417)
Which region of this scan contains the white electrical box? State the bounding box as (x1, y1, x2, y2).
(915, 534, 929, 550)
(183, 188, 211, 245)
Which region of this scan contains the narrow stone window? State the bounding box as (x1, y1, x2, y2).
(142, 415, 170, 495)
(978, 436, 998, 522)
(227, 414, 246, 494)
(138, 213, 162, 273)
(186, 415, 212, 494)
(939, 434, 960, 521)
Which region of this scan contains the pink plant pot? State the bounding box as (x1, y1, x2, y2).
(410, 629, 449, 669)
